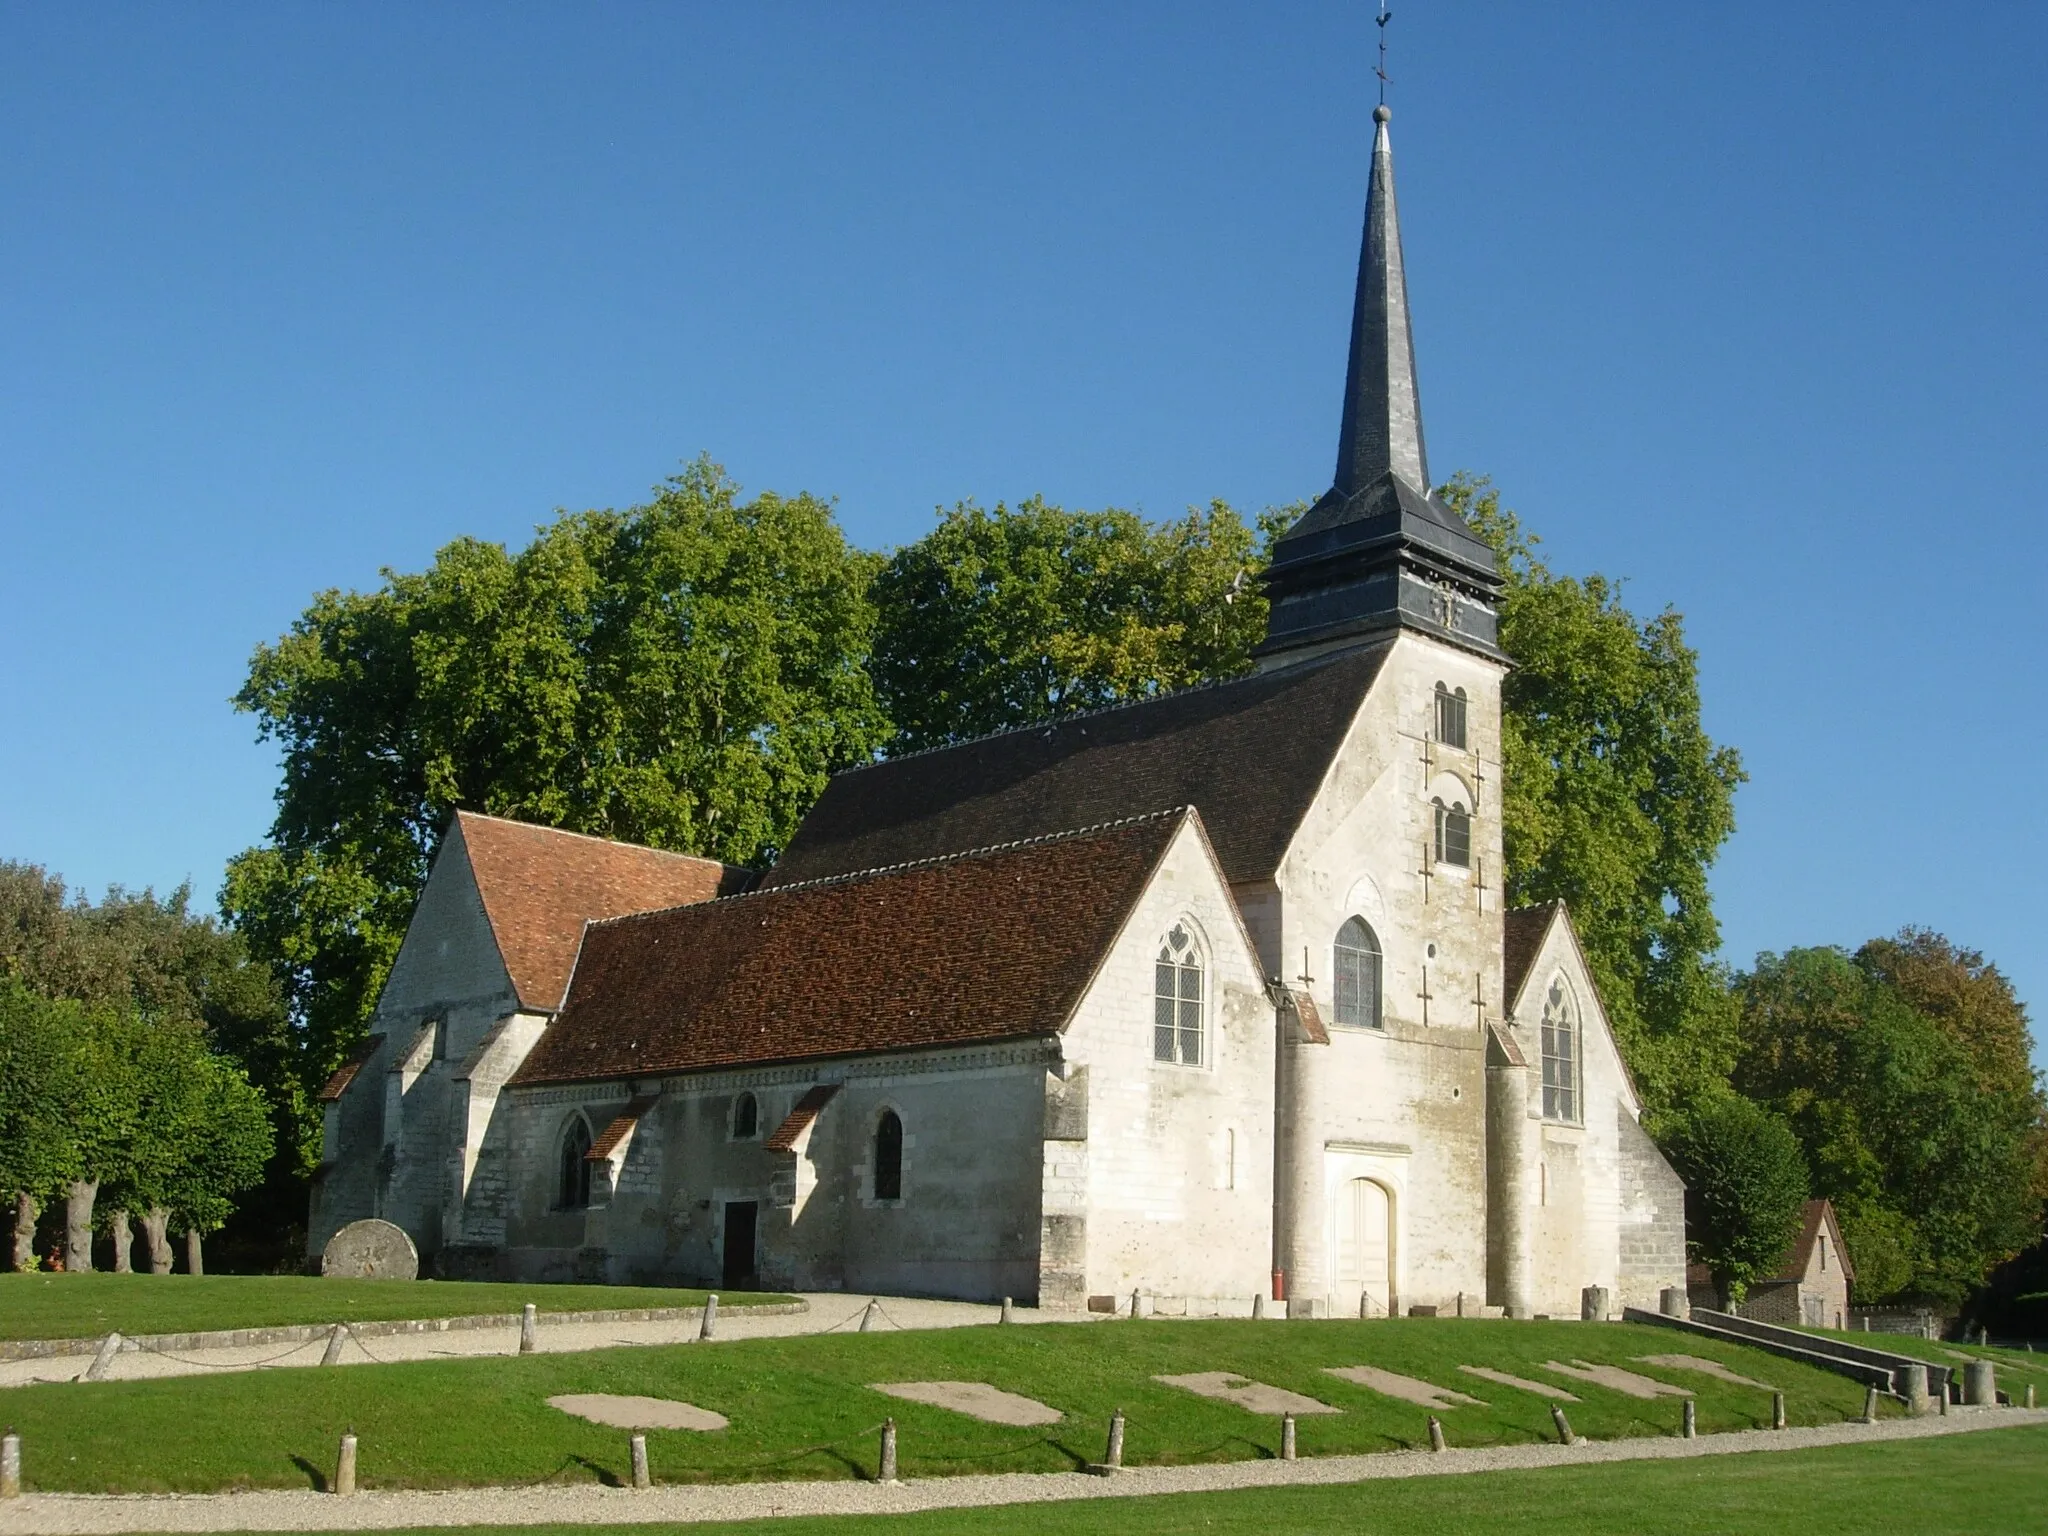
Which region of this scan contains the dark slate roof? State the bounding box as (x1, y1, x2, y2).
(510, 810, 1199, 1088)
(764, 647, 1390, 890)
(1503, 901, 1564, 1008)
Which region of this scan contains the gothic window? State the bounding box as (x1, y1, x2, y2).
(1333, 916, 1384, 1029)
(557, 1116, 593, 1209)
(1540, 978, 1579, 1123)
(873, 1110, 904, 1201)
(1154, 922, 1205, 1066)
(731, 1092, 759, 1140)
(1434, 683, 1468, 750)
(1433, 797, 1472, 868)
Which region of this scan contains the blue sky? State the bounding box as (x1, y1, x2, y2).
(3, 5, 2042, 1068)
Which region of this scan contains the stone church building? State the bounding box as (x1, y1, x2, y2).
(311, 106, 1687, 1319)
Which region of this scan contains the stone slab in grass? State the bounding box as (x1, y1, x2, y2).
(1324, 1365, 1486, 1409)
(1637, 1354, 1775, 1390)
(1541, 1360, 1691, 1399)
(873, 1381, 1063, 1425)
(1458, 1365, 1579, 1401)
(1156, 1372, 1339, 1415)
(547, 1393, 729, 1431)
(320, 1219, 419, 1280)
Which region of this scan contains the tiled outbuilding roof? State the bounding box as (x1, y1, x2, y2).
(511, 809, 1200, 1088)
(1502, 901, 1563, 1007)
(1767, 1199, 1856, 1287)
(763, 646, 1390, 889)
(456, 812, 752, 1012)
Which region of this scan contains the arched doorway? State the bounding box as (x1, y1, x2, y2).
(1332, 1177, 1394, 1317)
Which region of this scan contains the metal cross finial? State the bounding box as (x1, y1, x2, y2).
(1375, 6, 1393, 107)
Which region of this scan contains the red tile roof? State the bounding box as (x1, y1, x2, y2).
(1503, 901, 1562, 1007)
(585, 1093, 660, 1162)
(1767, 1199, 1856, 1287)
(318, 1034, 385, 1102)
(764, 1085, 842, 1152)
(511, 809, 1198, 1088)
(456, 812, 752, 1012)
(1288, 989, 1330, 1045)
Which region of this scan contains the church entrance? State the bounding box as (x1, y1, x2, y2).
(1333, 1177, 1394, 1317)
(722, 1201, 758, 1289)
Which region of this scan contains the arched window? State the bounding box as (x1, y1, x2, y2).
(873, 1110, 904, 1201)
(1433, 798, 1471, 868)
(1540, 977, 1579, 1123)
(731, 1091, 759, 1140)
(1153, 922, 1204, 1065)
(1434, 683, 1468, 750)
(1333, 916, 1383, 1029)
(557, 1116, 593, 1209)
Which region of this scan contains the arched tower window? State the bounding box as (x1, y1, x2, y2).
(873, 1110, 904, 1201)
(1434, 683, 1468, 750)
(1433, 797, 1472, 868)
(731, 1091, 759, 1140)
(557, 1116, 593, 1209)
(1153, 922, 1205, 1065)
(1541, 977, 1579, 1123)
(1333, 916, 1384, 1029)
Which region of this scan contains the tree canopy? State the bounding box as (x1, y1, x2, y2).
(1662, 1091, 1810, 1302)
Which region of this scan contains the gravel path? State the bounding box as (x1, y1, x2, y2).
(2, 1408, 2039, 1533)
(0, 1295, 1090, 1390)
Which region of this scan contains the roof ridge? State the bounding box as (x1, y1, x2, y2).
(593, 807, 1193, 928)
(837, 647, 1373, 775)
(457, 809, 741, 869)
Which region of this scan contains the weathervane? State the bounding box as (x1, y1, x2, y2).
(1375, 5, 1393, 107)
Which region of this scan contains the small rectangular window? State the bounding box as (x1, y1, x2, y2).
(1434, 803, 1472, 868)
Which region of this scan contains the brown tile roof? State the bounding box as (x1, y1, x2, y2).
(1288, 989, 1330, 1045)
(456, 812, 753, 1012)
(585, 1093, 659, 1162)
(1486, 1021, 1527, 1068)
(1503, 901, 1562, 1008)
(764, 646, 1390, 889)
(318, 1034, 385, 1102)
(510, 809, 1198, 1088)
(764, 1085, 842, 1152)
(1766, 1199, 1856, 1287)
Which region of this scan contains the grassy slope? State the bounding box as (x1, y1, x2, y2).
(0, 1274, 792, 1343)
(1799, 1325, 2048, 1389)
(423, 1427, 2048, 1536)
(5, 1317, 1888, 1493)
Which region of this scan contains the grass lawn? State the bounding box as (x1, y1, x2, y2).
(400, 1425, 2048, 1536)
(2, 1317, 1890, 1493)
(0, 1274, 793, 1344)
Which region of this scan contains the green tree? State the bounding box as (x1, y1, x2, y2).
(224, 458, 889, 1122)
(870, 498, 1289, 753)
(1662, 1091, 1810, 1303)
(1735, 945, 2041, 1304)
(0, 981, 81, 1271)
(1444, 474, 1746, 1114)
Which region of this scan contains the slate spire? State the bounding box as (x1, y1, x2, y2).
(1256, 106, 1504, 666)
(1334, 105, 1429, 499)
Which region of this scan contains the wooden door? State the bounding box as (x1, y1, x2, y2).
(1333, 1177, 1392, 1316)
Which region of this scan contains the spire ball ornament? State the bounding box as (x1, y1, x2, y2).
(1374, 105, 1391, 123)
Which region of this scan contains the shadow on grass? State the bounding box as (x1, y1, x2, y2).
(288, 1455, 328, 1493)
(568, 1455, 621, 1488)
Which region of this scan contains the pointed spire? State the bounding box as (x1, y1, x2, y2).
(1334, 105, 1428, 497)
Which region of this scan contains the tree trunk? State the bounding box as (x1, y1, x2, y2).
(65, 1180, 99, 1273)
(141, 1208, 171, 1274)
(10, 1192, 39, 1272)
(185, 1227, 204, 1276)
(109, 1209, 134, 1273)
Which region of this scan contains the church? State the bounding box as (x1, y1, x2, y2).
(309, 106, 1687, 1320)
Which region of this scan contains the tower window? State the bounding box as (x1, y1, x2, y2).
(873, 1110, 904, 1201)
(1541, 978, 1579, 1123)
(1333, 916, 1384, 1030)
(1434, 683, 1468, 750)
(1433, 798, 1472, 868)
(1154, 922, 1205, 1065)
(731, 1092, 759, 1140)
(557, 1116, 594, 1210)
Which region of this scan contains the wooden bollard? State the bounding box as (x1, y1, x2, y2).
(520, 1304, 539, 1355)
(2, 1429, 21, 1499)
(860, 1299, 880, 1333)
(334, 1431, 358, 1497)
(1681, 1398, 1696, 1439)
(630, 1434, 649, 1490)
(1860, 1384, 1880, 1423)
(2026, 1383, 2037, 1410)
(1427, 1415, 1446, 1452)
(84, 1332, 123, 1382)
(1772, 1392, 1787, 1430)
(878, 1418, 898, 1484)
(321, 1324, 348, 1367)
(1104, 1409, 1126, 1470)
(1550, 1405, 1577, 1445)
(1000, 1296, 1014, 1325)
(1280, 1412, 1296, 1461)
(699, 1294, 719, 1341)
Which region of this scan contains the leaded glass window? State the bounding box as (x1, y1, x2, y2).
(1433, 798, 1472, 868)
(1154, 923, 1204, 1065)
(557, 1116, 593, 1209)
(1541, 978, 1578, 1123)
(1333, 916, 1383, 1029)
(1435, 683, 1468, 750)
